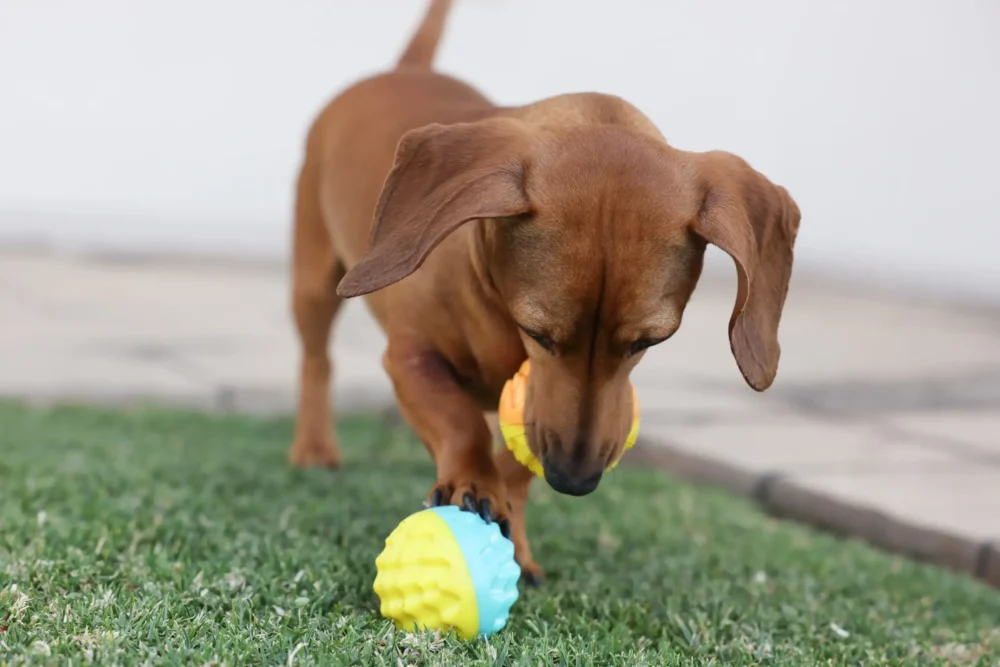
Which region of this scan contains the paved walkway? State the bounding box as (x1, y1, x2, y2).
(2, 249, 999, 587)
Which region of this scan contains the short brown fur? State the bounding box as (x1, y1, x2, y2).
(289, 0, 801, 583)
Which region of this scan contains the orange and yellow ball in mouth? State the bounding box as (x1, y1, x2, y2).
(497, 360, 640, 478)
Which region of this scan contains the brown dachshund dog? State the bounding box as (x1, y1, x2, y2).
(289, 0, 800, 584)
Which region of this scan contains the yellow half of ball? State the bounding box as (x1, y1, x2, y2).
(373, 509, 480, 639)
(498, 360, 640, 478)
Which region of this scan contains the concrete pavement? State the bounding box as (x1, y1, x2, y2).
(2, 248, 998, 587)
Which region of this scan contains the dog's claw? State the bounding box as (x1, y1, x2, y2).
(430, 484, 509, 532)
(522, 570, 545, 588)
(477, 498, 493, 524)
(461, 493, 478, 514)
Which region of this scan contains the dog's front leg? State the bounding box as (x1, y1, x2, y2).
(384, 345, 512, 536)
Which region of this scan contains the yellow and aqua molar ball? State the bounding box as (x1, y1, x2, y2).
(373, 506, 520, 640)
(498, 360, 640, 477)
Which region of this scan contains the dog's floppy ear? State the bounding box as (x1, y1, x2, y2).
(693, 151, 801, 391)
(337, 117, 532, 298)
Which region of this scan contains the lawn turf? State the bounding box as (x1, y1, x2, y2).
(0, 402, 998, 666)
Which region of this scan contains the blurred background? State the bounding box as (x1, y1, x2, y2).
(1, 0, 998, 581)
(2, 0, 999, 299)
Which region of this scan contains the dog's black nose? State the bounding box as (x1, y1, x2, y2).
(542, 459, 603, 497)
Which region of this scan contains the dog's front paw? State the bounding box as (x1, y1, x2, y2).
(518, 560, 545, 588)
(426, 477, 512, 540)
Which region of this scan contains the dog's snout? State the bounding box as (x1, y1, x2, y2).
(540, 427, 561, 456)
(542, 457, 603, 497)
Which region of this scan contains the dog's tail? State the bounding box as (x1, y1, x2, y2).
(396, 0, 453, 70)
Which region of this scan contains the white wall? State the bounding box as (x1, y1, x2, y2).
(2, 0, 998, 299)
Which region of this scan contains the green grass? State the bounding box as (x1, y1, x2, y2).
(0, 403, 998, 666)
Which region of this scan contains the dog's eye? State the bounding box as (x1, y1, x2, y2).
(529, 332, 555, 353)
(628, 336, 668, 358)
(519, 326, 555, 354)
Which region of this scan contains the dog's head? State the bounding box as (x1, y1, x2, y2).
(339, 115, 800, 496)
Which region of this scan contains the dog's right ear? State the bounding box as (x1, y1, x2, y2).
(337, 117, 532, 298)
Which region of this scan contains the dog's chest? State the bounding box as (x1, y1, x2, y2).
(451, 337, 526, 410)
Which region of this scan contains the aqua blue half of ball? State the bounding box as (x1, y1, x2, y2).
(432, 505, 521, 635)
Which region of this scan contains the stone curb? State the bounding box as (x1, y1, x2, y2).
(983, 544, 1000, 587)
(4, 388, 996, 590)
(626, 440, 999, 590)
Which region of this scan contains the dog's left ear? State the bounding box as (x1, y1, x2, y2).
(337, 117, 533, 298)
(693, 151, 801, 391)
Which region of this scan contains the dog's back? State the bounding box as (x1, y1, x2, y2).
(300, 0, 492, 276)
